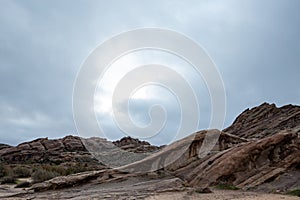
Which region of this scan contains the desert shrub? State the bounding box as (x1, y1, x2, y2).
(65, 164, 87, 175)
(286, 189, 300, 196)
(1, 176, 16, 184)
(42, 164, 88, 176)
(215, 183, 239, 190)
(30, 163, 91, 183)
(0, 163, 5, 177)
(31, 169, 60, 183)
(13, 166, 31, 178)
(41, 165, 66, 175)
(0, 165, 14, 178)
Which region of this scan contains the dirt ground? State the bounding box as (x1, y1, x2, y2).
(0, 176, 299, 200)
(1, 185, 299, 200)
(146, 190, 300, 200)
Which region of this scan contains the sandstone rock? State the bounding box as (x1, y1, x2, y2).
(224, 102, 300, 139)
(184, 130, 299, 192)
(0, 135, 161, 167)
(0, 136, 92, 165)
(118, 128, 299, 193)
(41, 139, 64, 151)
(113, 136, 161, 153)
(1, 103, 299, 196)
(0, 144, 11, 151)
(62, 135, 85, 151)
(30, 170, 106, 192)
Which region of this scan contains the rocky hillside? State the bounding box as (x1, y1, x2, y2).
(0, 136, 94, 165)
(224, 102, 300, 139)
(24, 128, 300, 197)
(0, 135, 160, 165)
(0, 103, 299, 199)
(0, 144, 11, 151)
(181, 129, 300, 191)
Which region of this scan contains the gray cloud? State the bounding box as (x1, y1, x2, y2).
(0, 0, 299, 145)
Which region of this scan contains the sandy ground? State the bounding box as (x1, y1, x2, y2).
(0, 177, 299, 200)
(1, 186, 299, 200)
(146, 190, 300, 200)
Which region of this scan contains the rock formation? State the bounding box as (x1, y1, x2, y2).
(0, 136, 160, 165)
(24, 127, 300, 195)
(113, 136, 161, 153)
(224, 102, 300, 139)
(0, 102, 299, 199)
(0, 135, 96, 165)
(182, 129, 300, 191)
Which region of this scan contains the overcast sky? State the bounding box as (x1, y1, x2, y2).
(0, 0, 299, 145)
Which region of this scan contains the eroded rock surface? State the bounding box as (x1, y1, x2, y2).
(184, 130, 300, 191)
(0, 136, 97, 165)
(1, 103, 299, 199)
(224, 102, 300, 139)
(0, 136, 161, 165)
(113, 137, 161, 153)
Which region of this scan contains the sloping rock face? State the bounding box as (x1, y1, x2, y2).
(24, 172, 185, 199)
(119, 128, 299, 192)
(119, 130, 248, 173)
(27, 128, 299, 194)
(117, 103, 300, 193)
(223, 102, 300, 139)
(25, 130, 247, 192)
(183, 130, 300, 191)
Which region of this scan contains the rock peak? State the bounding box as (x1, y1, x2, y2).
(224, 102, 300, 138)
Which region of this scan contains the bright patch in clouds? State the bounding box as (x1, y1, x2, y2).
(93, 49, 211, 144)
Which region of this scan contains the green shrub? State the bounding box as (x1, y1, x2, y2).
(13, 166, 31, 178)
(41, 165, 65, 175)
(286, 189, 300, 196)
(27, 163, 95, 183)
(215, 183, 239, 190)
(31, 169, 60, 183)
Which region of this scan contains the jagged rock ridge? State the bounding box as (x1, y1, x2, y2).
(0, 135, 160, 165)
(113, 136, 161, 153)
(224, 102, 300, 139)
(0, 136, 94, 164)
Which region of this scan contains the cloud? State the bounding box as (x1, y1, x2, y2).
(0, 0, 299, 145)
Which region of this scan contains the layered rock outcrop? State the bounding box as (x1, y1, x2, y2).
(113, 137, 161, 153)
(183, 129, 300, 191)
(1, 102, 299, 198)
(0, 135, 160, 165)
(224, 102, 300, 139)
(0, 136, 96, 164)
(26, 128, 299, 194)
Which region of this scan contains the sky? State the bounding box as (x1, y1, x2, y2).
(0, 0, 299, 146)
